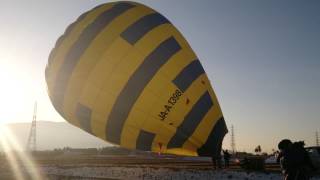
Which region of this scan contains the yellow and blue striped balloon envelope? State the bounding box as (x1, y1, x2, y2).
(45, 1, 227, 156)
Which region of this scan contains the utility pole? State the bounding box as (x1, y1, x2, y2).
(26, 102, 37, 152)
(231, 125, 236, 154)
(316, 131, 319, 147)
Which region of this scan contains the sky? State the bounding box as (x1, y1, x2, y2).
(0, 0, 319, 153)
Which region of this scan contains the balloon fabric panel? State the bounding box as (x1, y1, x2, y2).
(46, 1, 227, 157)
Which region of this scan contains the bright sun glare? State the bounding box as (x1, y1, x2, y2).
(0, 51, 43, 178)
(0, 53, 40, 125)
(0, 126, 42, 179)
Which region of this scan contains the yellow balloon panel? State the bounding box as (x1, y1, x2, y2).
(45, 1, 227, 157)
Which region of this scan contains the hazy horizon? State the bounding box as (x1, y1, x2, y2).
(2, 120, 111, 152)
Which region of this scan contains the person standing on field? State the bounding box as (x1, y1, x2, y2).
(223, 149, 231, 168)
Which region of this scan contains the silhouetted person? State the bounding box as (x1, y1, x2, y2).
(211, 155, 217, 169)
(211, 153, 222, 170)
(277, 139, 315, 180)
(217, 153, 222, 169)
(223, 150, 231, 168)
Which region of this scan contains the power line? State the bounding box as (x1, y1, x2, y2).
(26, 102, 37, 152)
(316, 131, 319, 147)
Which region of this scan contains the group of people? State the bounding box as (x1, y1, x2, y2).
(211, 149, 231, 169)
(277, 139, 317, 180)
(210, 139, 317, 180)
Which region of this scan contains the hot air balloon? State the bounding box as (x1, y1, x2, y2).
(45, 1, 227, 157)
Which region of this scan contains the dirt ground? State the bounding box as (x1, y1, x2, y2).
(0, 155, 318, 180)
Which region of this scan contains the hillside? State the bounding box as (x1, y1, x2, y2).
(3, 121, 111, 150)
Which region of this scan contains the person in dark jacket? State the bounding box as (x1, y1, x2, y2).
(223, 149, 231, 168)
(211, 152, 222, 170)
(277, 139, 316, 180)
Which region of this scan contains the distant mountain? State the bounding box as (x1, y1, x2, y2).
(4, 121, 111, 150)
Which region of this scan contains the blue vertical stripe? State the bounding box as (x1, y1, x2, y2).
(106, 37, 181, 144)
(173, 60, 205, 92)
(136, 130, 156, 151)
(167, 91, 213, 148)
(52, 3, 135, 112)
(197, 117, 227, 157)
(121, 13, 170, 45)
(75, 103, 92, 133)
